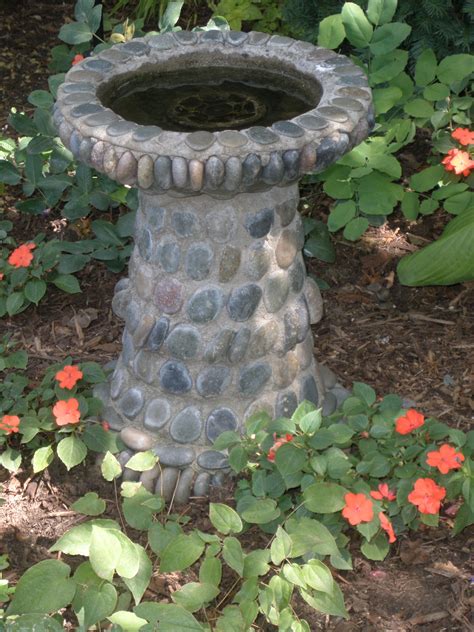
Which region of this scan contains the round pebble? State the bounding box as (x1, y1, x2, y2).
(197, 451, 229, 470)
(133, 314, 156, 348)
(206, 408, 238, 443)
(249, 321, 279, 359)
(276, 199, 297, 227)
(206, 210, 237, 243)
(205, 156, 225, 189)
(156, 238, 180, 273)
(296, 335, 314, 370)
(305, 277, 324, 324)
(276, 229, 298, 269)
(319, 364, 338, 389)
(159, 360, 192, 394)
(154, 156, 172, 189)
(120, 426, 153, 451)
(194, 472, 211, 496)
(121, 329, 135, 365)
(275, 391, 298, 418)
(189, 159, 204, 191)
(218, 130, 248, 148)
(140, 465, 161, 492)
(101, 406, 124, 431)
(228, 327, 251, 363)
(239, 362, 272, 396)
(289, 258, 306, 293)
(322, 391, 338, 416)
(171, 210, 199, 238)
(185, 242, 214, 280)
(119, 387, 145, 419)
(174, 468, 195, 505)
(218, 245, 241, 283)
(245, 241, 271, 280)
(170, 406, 203, 443)
(247, 126, 279, 145)
(144, 398, 171, 431)
(196, 366, 231, 398)
(155, 278, 183, 314)
(283, 299, 310, 351)
(186, 131, 215, 151)
(300, 375, 319, 406)
(172, 156, 188, 189)
(262, 153, 284, 185)
(155, 468, 179, 501)
(242, 153, 261, 186)
(154, 445, 195, 467)
(283, 150, 301, 180)
(205, 329, 235, 363)
(137, 155, 154, 189)
(145, 317, 170, 351)
(133, 350, 155, 384)
(187, 286, 223, 323)
(227, 284, 262, 322)
(137, 228, 153, 261)
(263, 272, 290, 313)
(166, 324, 201, 360)
(244, 208, 274, 238)
(273, 351, 299, 388)
(111, 367, 127, 400)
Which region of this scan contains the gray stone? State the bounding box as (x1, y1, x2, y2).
(148, 33, 175, 50)
(120, 426, 153, 451)
(187, 286, 223, 323)
(137, 228, 153, 261)
(224, 157, 243, 191)
(133, 314, 156, 348)
(62, 81, 96, 94)
(197, 450, 229, 470)
(155, 468, 179, 501)
(103, 146, 117, 178)
(144, 398, 171, 431)
(262, 153, 284, 185)
(143, 204, 165, 231)
(239, 362, 272, 396)
(110, 367, 127, 400)
(193, 472, 211, 496)
(322, 391, 338, 416)
(205, 329, 235, 363)
(249, 321, 279, 359)
(319, 106, 349, 122)
(71, 103, 103, 118)
(166, 324, 201, 360)
(283, 299, 310, 351)
(283, 150, 301, 180)
(297, 114, 328, 130)
(273, 351, 299, 388)
(218, 130, 248, 148)
(79, 139, 92, 162)
(219, 245, 241, 283)
(196, 366, 231, 398)
(331, 96, 364, 112)
(86, 111, 119, 127)
(242, 154, 262, 186)
(247, 31, 270, 45)
(276, 199, 297, 227)
(185, 242, 214, 280)
(170, 406, 203, 443)
(154, 445, 195, 467)
(90, 141, 105, 170)
(245, 241, 271, 281)
(124, 299, 140, 333)
(305, 277, 324, 324)
(186, 131, 215, 150)
(137, 155, 154, 189)
(211, 472, 226, 487)
(140, 465, 161, 492)
(315, 134, 350, 171)
(107, 120, 136, 136)
(156, 238, 180, 273)
(93, 382, 110, 404)
(227, 284, 262, 321)
(69, 131, 81, 156)
(275, 391, 298, 418)
(119, 387, 145, 419)
(133, 350, 155, 384)
(202, 29, 224, 42)
(276, 229, 298, 269)
(174, 468, 195, 505)
(172, 156, 188, 188)
(319, 364, 338, 389)
(337, 86, 371, 100)
(206, 407, 238, 443)
(159, 360, 192, 394)
(263, 272, 290, 313)
(155, 278, 183, 314)
(123, 467, 141, 482)
(244, 208, 274, 238)
(154, 156, 172, 189)
(133, 125, 162, 141)
(122, 330, 135, 365)
(174, 30, 198, 44)
(228, 327, 251, 363)
(206, 210, 236, 243)
(296, 335, 314, 370)
(300, 144, 317, 172)
(145, 317, 169, 351)
(331, 385, 351, 407)
(247, 126, 279, 145)
(114, 277, 129, 294)
(300, 375, 319, 406)
(117, 449, 134, 468)
(121, 40, 149, 55)
(189, 159, 204, 191)
(101, 406, 124, 430)
(171, 210, 199, 238)
(289, 258, 306, 293)
(226, 31, 248, 45)
(205, 156, 225, 189)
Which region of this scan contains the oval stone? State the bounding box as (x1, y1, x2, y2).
(204, 329, 235, 363)
(289, 258, 306, 293)
(227, 284, 262, 322)
(239, 362, 272, 397)
(283, 299, 310, 351)
(242, 153, 261, 186)
(159, 360, 192, 394)
(273, 351, 299, 388)
(276, 229, 298, 269)
(120, 427, 153, 451)
(155, 278, 183, 314)
(187, 286, 224, 323)
(165, 324, 201, 360)
(248, 321, 279, 359)
(116, 151, 137, 184)
(224, 157, 242, 191)
(197, 450, 229, 470)
(196, 366, 232, 398)
(262, 153, 284, 185)
(244, 208, 274, 238)
(154, 445, 196, 467)
(145, 316, 169, 351)
(137, 227, 153, 261)
(205, 156, 225, 189)
(189, 159, 204, 191)
(171, 210, 199, 238)
(282, 150, 301, 181)
(110, 367, 127, 400)
(142, 204, 165, 232)
(305, 277, 324, 324)
(228, 327, 251, 363)
(275, 391, 298, 418)
(156, 238, 180, 273)
(133, 350, 155, 384)
(144, 398, 171, 431)
(206, 408, 238, 443)
(185, 242, 214, 281)
(137, 154, 154, 189)
(245, 242, 271, 281)
(206, 209, 236, 243)
(296, 335, 314, 370)
(186, 130, 215, 150)
(263, 272, 290, 313)
(121, 329, 135, 365)
(154, 156, 172, 189)
(219, 245, 241, 283)
(276, 199, 297, 227)
(118, 387, 145, 419)
(170, 406, 203, 443)
(300, 375, 319, 406)
(172, 156, 188, 188)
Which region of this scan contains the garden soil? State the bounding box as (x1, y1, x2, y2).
(0, 1, 472, 630)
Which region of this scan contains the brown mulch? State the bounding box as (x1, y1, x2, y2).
(0, 1, 473, 630)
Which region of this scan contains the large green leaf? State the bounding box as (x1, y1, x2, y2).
(370, 23, 411, 55)
(123, 544, 153, 605)
(341, 3, 373, 48)
(437, 54, 474, 85)
(134, 602, 205, 631)
(398, 209, 474, 286)
(317, 14, 345, 49)
(59, 22, 93, 44)
(303, 482, 347, 513)
(0, 159, 21, 185)
(370, 50, 408, 85)
(160, 533, 205, 572)
(172, 582, 219, 613)
(57, 435, 87, 471)
(367, 0, 397, 25)
(209, 503, 243, 535)
(414, 49, 438, 87)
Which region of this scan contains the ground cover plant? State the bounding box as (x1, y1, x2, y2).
(0, 0, 473, 629)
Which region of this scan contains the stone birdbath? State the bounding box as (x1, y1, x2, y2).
(54, 30, 373, 503)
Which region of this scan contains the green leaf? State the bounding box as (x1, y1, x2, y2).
(317, 14, 345, 49)
(122, 486, 164, 531)
(92, 219, 123, 246)
(125, 450, 157, 472)
(199, 556, 222, 587)
(173, 582, 219, 613)
(5, 614, 64, 631)
(437, 54, 474, 85)
(370, 50, 408, 85)
(361, 532, 390, 560)
(24, 279, 47, 305)
(410, 165, 444, 193)
(6, 560, 75, 615)
(328, 201, 356, 232)
(222, 537, 245, 576)
(108, 611, 148, 630)
(343, 217, 369, 241)
(56, 435, 87, 471)
(341, 3, 373, 48)
(52, 274, 81, 294)
(28, 90, 54, 109)
(76, 582, 117, 630)
(287, 517, 339, 556)
(89, 526, 122, 581)
(353, 382, 376, 406)
(58, 253, 90, 274)
(304, 221, 336, 263)
(303, 482, 347, 513)
(0, 159, 21, 185)
(270, 526, 292, 565)
(300, 583, 348, 619)
(243, 549, 270, 578)
(123, 543, 153, 605)
(401, 191, 420, 220)
(50, 519, 119, 556)
(414, 49, 438, 87)
(160, 534, 205, 572)
(209, 503, 243, 535)
(59, 22, 93, 44)
(423, 83, 450, 101)
(134, 602, 205, 631)
(101, 451, 122, 481)
(32, 445, 54, 473)
(367, 0, 397, 25)
(372, 86, 402, 114)
(80, 361, 107, 383)
(300, 409, 322, 435)
(370, 23, 411, 55)
(275, 443, 307, 479)
(404, 99, 434, 118)
(0, 448, 22, 472)
(6, 292, 25, 316)
(302, 560, 334, 593)
(444, 192, 474, 215)
(71, 492, 106, 516)
(240, 498, 280, 524)
(357, 171, 403, 215)
(419, 198, 438, 216)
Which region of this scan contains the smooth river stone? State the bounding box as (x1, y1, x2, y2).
(227, 284, 262, 321)
(245, 241, 271, 281)
(110, 367, 127, 400)
(276, 229, 298, 269)
(137, 227, 152, 261)
(156, 238, 180, 273)
(172, 156, 188, 188)
(248, 321, 279, 359)
(133, 314, 156, 348)
(196, 366, 231, 398)
(187, 286, 224, 323)
(305, 277, 324, 324)
(174, 468, 195, 505)
(263, 272, 290, 313)
(166, 324, 201, 360)
(170, 406, 203, 443)
(197, 450, 229, 470)
(142, 204, 165, 231)
(322, 391, 338, 416)
(276, 199, 297, 227)
(228, 327, 251, 363)
(218, 245, 241, 283)
(296, 335, 314, 370)
(189, 159, 204, 191)
(145, 316, 169, 351)
(137, 155, 154, 189)
(154, 156, 172, 189)
(239, 362, 272, 396)
(155, 469, 179, 501)
(171, 210, 199, 238)
(289, 259, 306, 293)
(244, 207, 274, 238)
(119, 387, 145, 419)
(155, 278, 183, 314)
(144, 398, 171, 431)
(242, 153, 261, 186)
(300, 375, 319, 406)
(185, 242, 214, 280)
(283, 299, 310, 351)
(154, 445, 195, 467)
(283, 150, 301, 181)
(206, 407, 238, 443)
(120, 426, 153, 451)
(273, 351, 299, 388)
(262, 153, 284, 185)
(121, 330, 135, 365)
(101, 406, 124, 431)
(205, 329, 235, 363)
(275, 391, 298, 418)
(133, 350, 155, 384)
(206, 210, 236, 243)
(224, 156, 242, 191)
(159, 360, 192, 394)
(116, 151, 138, 185)
(205, 156, 225, 189)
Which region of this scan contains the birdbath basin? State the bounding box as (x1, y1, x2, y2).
(54, 30, 373, 501)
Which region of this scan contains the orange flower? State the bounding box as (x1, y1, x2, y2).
(451, 128, 474, 146)
(342, 492, 374, 526)
(408, 478, 446, 514)
(370, 483, 396, 501)
(102, 421, 110, 432)
(55, 365, 83, 390)
(395, 409, 425, 435)
(268, 433, 293, 461)
(72, 54, 85, 66)
(379, 512, 396, 543)
(8, 243, 36, 268)
(442, 148, 474, 177)
(426, 443, 465, 474)
(0, 273, 4, 281)
(0, 415, 20, 434)
(53, 398, 81, 426)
